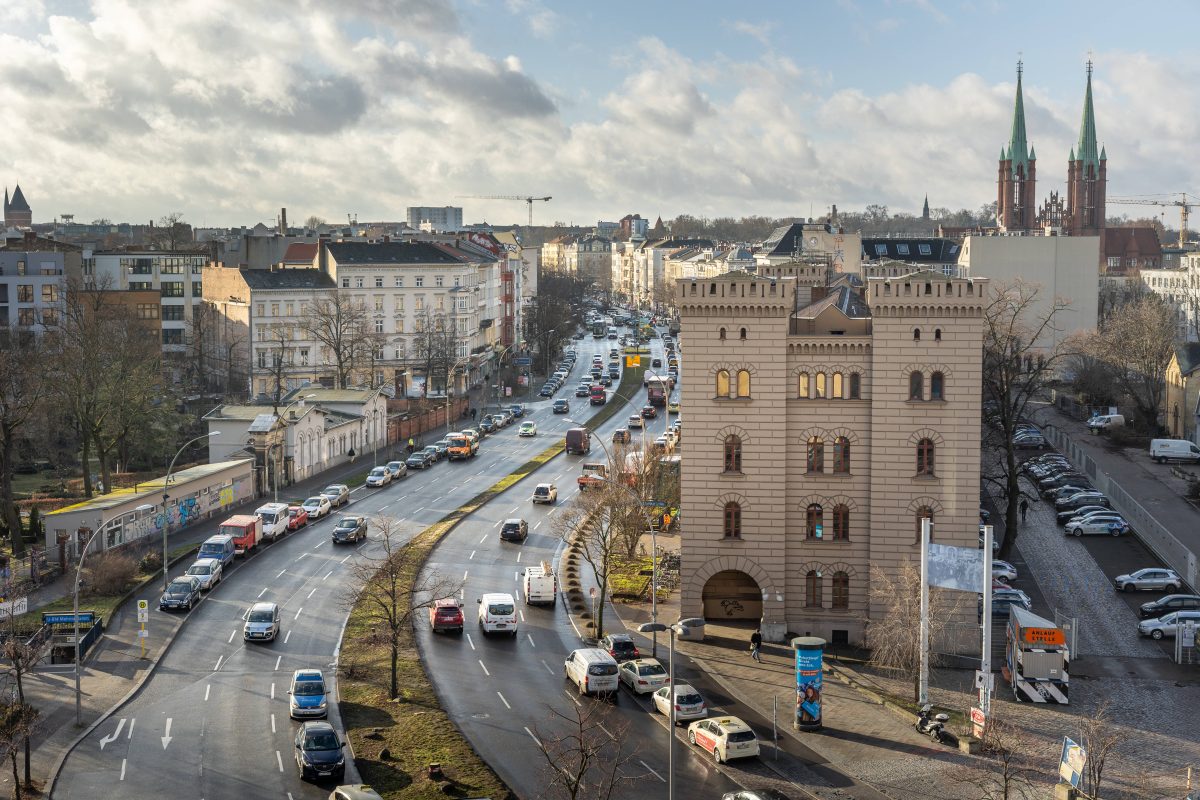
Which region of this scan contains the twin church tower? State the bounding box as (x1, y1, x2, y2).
(997, 61, 1106, 236)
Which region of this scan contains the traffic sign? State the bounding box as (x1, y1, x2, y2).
(137, 629, 148, 639)
(970, 706, 986, 738)
(43, 611, 95, 626)
(513, 357, 532, 366)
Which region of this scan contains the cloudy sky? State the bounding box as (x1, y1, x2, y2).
(3, 0, 1199, 228)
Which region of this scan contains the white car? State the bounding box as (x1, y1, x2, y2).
(302, 495, 332, 519)
(1065, 515, 1128, 537)
(687, 716, 760, 763)
(518, 421, 537, 437)
(365, 467, 392, 487)
(185, 557, 223, 590)
(652, 684, 707, 722)
(1115, 568, 1183, 592)
(618, 658, 669, 695)
(1137, 610, 1200, 640)
(532, 483, 558, 504)
(628, 415, 644, 429)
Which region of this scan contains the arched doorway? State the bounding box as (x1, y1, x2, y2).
(701, 570, 762, 620)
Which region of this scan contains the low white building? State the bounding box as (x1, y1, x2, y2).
(1141, 254, 1200, 341)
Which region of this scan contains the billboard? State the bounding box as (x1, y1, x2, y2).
(927, 542, 986, 592)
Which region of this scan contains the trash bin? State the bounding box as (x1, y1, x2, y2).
(677, 618, 705, 642)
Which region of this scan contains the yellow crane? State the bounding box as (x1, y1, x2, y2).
(1108, 193, 1196, 248)
(457, 195, 552, 226)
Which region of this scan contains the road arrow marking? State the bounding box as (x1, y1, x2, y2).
(99, 718, 125, 750)
(161, 718, 173, 749)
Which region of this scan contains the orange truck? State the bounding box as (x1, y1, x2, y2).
(447, 432, 478, 461)
(577, 463, 608, 491)
(218, 514, 261, 556)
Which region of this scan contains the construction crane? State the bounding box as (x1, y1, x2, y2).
(1108, 193, 1196, 248)
(457, 195, 552, 226)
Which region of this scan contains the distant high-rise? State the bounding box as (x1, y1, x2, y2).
(407, 206, 463, 233)
(4, 184, 32, 228)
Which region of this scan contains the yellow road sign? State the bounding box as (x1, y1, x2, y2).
(625, 355, 641, 368)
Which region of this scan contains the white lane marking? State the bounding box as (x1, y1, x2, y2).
(274, 655, 282, 671)
(526, 633, 535, 647)
(276, 750, 284, 773)
(469, 550, 476, 560)
(312, 540, 325, 549)
(271, 682, 276, 700)
(276, 569, 286, 578)
(517, 551, 523, 563)
(553, 472, 563, 481)
(297, 553, 309, 561)
(213, 656, 224, 672)
(127, 717, 135, 739)
(641, 760, 665, 782)
(563, 688, 581, 707)
(509, 505, 520, 515)
(475, 468, 486, 476)
(524, 727, 542, 747)
(205, 684, 211, 702)
(161, 718, 173, 749)
(466, 633, 476, 651)
(533, 520, 542, 530)
(119, 758, 126, 780)
(542, 659, 555, 675)
(323, 571, 332, 581)
(414, 506, 426, 514)
(340, 554, 351, 564)
(519, 609, 526, 623)
(493, 521, 501, 529)
(478, 660, 490, 676)
(271, 713, 276, 734)
(547, 506, 559, 516)
(99, 718, 125, 750)
(480, 533, 489, 543)
(228, 628, 236, 644)
(514, 571, 519, 582)
(497, 691, 511, 710)
(463, 569, 469, 581)
(258, 587, 268, 598)
(308, 587, 317, 599)
(295, 607, 303, 619)
(284, 631, 292, 644)
(379, 503, 390, 510)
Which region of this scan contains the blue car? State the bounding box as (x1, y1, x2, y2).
(509, 404, 526, 418)
(289, 669, 327, 719)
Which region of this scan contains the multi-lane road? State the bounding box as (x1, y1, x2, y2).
(52, 332, 630, 799)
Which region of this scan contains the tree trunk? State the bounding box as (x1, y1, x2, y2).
(0, 426, 25, 557)
(94, 432, 113, 498)
(10, 749, 19, 800)
(80, 433, 94, 499)
(389, 637, 398, 700)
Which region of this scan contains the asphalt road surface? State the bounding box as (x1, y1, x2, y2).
(52, 333, 631, 799)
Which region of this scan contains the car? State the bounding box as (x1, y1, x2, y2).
(294, 720, 346, 782)
(160, 575, 203, 611)
(287, 505, 310, 531)
(978, 530, 1000, 552)
(992, 560, 1018, 583)
(329, 786, 385, 800)
(1139, 594, 1200, 619)
(302, 496, 332, 519)
(688, 717, 760, 763)
(429, 597, 465, 634)
(518, 421, 537, 436)
(509, 403, 526, 418)
(552, 399, 570, 414)
(322, 485, 349, 507)
(722, 791, 793, 800)
(332, 515, 367, 544)
(612, 429, 632, 445)
(627, 415, 643, 429)
(980, 588, 1031, 618)
(641, 405, 657, 419)
(185, 558, 223, 591)
(385, 460, 409, 480)
(492, 411, 512, 428)
(1054, 491, 1108, 510)
(478, 417, 496, 434)
(652, 357, 663, 368)
(365, 466, 391, 487)
(1065, 515, 1129, 537)
(431, 440, 451, 458)
(539, 385, 555, 397)
(406, 450, 433, 470)
(599, 633, 639, 661)
(500, 518, 529, 542)
(1114, 568, 1183, 592)
(1138, 610, 1200, 640)
(1056, 504, 1108, 525)
(244, 601, 281, 642)
(652, 683, 708, 722)
(420, 445, 441, 464)
(575, 384, 592, 397)
(288, 669, 328, 719)
(532, 483, 558, 504)
(599, 375, 614, 387)
(668, 401, 680, 414)
(618, 658, 670, 694)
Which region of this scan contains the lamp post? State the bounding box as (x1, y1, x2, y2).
(75, 503, 154, 726)
(637, 619, 702, 800)
(162, 432, 219, 593)
(540, 328, 557, 379)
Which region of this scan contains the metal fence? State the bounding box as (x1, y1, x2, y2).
(1054, 609, 1079, 659)
(1043, 423, 1198, 591)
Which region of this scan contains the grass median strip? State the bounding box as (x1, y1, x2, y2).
(338, 363, 649, 799)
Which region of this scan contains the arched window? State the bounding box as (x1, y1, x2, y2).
(723, 502, 742, 539)
(832, 436, 850, 473)
(739, 327, 747, 340)
(832, 572, 849, 609)
(917, 438, 936, 476)
(798, 372, 810, 398)
(915, 506, 934, 542)
(806, 436, 824, 473)
(719, 327, 727, 340)
(805, 571, 822, 608)
(848, 372, 861, 400)
(735, 370, 751, 398)
(805, 503, 823, 539)
(913, 328, 921, 341)
(909, 371, 924, 401)
(832, 504, 850, 540)
(934, 328, 942, 342)
(815, 372, 827, 398)
(831, 372, 844, 398)
(930, 371, 945, 401)
(723, 435, 743, 473)
(716, 369, 730, 397)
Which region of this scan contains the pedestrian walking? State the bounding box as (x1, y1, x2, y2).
(750, 628, 762, 662)
(1019, 498, 1029, 524)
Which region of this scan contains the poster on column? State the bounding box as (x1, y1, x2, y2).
(795, 647, 823, 728)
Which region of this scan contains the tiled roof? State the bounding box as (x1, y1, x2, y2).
(862, 238, 961, 262)
(282, 243, 318, 264)
(325, 241, 465, 265)
(1175, 343, 1200, 376)
(240, 269, 335, 290)
(761, 224, 804, 256)
(1103, 227, 1162, 258)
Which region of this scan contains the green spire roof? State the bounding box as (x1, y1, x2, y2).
(1075, 61, 1100, 170)
(1007, 61, 1032, 176)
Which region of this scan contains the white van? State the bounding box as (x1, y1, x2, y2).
(523, 562, 557, 606)
(255, 502, 290, 542)
(564, 648, 619, 698)
(477, 592, 517, 636)
(1150, 438, 1200, 464)
(1087, 414, 1124, 433)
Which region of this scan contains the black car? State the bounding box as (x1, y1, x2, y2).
(421, 445, 442, 463)
(1139, 594, 1200, 619)
(599, 375, 613, 386)
(332, 515, 368, 544)
(294, 721, 346, 782)
(552, 399, 570, 414)
(640, 405, 657, 419)
(599, 633, 639, 661)
(159, 576, 202, 612)
(479, 417, 496, 433)
(406, 451, 432, 470)
(500, 518, 529, 542)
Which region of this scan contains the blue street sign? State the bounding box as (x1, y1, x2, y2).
(43, 611, 95, 626)
(513, 357, 532, 366)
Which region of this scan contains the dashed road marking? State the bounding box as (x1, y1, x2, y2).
(517, 552, 522, 563)
(308, 587, 317, 599)
(258, 587, 268, 598)
(271, 713, 276, 734)
(480, 533, 489, 543)
(276, 750, 284, 773)
(204, 684, 210, 702)
(497, 691, 511, 709)
(270, 683, 275, 700)
(641, 760, 665, 782)
(563, 689, 581, 707)
(294, 607, 303, 619)
(323, 571, 332, 581)
(276, 569, 286, 578)
(526, 633, 535, 647)
(469, 550, 476, 560)
(519, 609, 526, 623)
(478, 660, 490, 676)
(466, 633, 476, 651)
(542, 659, 555, 675)
(274, 655, 282, 671)
(284, 631, 292, 644)
(119, 758, 126, 780)
(463, 569, 469, 581)
(127, 718, 135, 739)
(227, 629, 235, 644)
(313, 540, 325, 549)
(340, 554, 352, 564)
(213, 656, 223, 672)
(524, 727, 541, 747)
(297, 553, 309, 561)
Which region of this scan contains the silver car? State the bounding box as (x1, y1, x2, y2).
(185, 557, 223, 590)
(1065, 515, 1129, 537)
(322, 484, 350, 507)
(652, 684, 708, 722)
(1114, 568, 1183, 592)
(1137, 610, 1200, 640)
(992, 560, 1018, 582)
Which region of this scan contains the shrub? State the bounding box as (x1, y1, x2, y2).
(139, 551, 163, 574)
(1187, 481, 1200, 502)
(83, 551, 138, 597)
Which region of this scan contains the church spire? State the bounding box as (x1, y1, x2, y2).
(1007, 60, 1032, 175)
(1075, 60, 1100, 170)
(922, 194, 930, 220)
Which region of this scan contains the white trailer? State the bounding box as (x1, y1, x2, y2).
(1003, 606, 1069, 704)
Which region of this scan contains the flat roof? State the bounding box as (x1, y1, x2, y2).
(46, 459, 254, 516)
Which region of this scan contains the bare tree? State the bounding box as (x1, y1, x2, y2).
(533, 701, 641, 800)
(1078, 701, 1122, 800)
(342, 516, 460, 700)
(147, 212, 193, 251)
(262, 322, 295, 412)
(300, 291, 379, 389)
(981, 280, 1071, 559)
(0, 697, 36, 800)
(1081, 294, 1177, 432)
(865, 558, 965, 702)
(0, 332, 46, 556)
(303, 215, 326, 230)
(4, 601, 41, 791)
(555, 490, 625, 639)
(410, 309, 457, 397)
(966, 716, 1038, 800)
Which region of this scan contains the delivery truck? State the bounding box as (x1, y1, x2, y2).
(522, 561, 558, 606)
(218, 514, 262, 557)
(1002, 606, 1069, 704)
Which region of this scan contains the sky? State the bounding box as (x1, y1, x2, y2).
(3, 0, 1200, 229)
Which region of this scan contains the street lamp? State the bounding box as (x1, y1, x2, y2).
(162, 432, 219, 592)
(637, 619, 703, 800)
(74, 504, 154, 726)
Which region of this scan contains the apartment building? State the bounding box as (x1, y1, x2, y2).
(0, 243, 74, 330)
(1141, 253, 1200, 342)
(89, 250, 208, 354)
(612, 236, 713, 309)
(407, 206, 463, 233)
(677, 270, 986, 646)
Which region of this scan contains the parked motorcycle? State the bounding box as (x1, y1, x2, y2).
(915, 705, 950, 744)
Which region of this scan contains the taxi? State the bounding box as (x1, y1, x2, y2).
(686, 716, 760, 763)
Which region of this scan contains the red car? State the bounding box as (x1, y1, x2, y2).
(286, 506, 309, 531)
(640, 405, 658, 419)
(429, 598, 464, 634)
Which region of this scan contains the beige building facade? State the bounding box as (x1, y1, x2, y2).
(677, 270, 986, 646)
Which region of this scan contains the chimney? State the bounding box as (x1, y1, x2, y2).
(280, 208, 287, 236)
(317, 239, 328, 275)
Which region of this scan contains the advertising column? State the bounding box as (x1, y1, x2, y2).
(792, 636, 826, 731)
